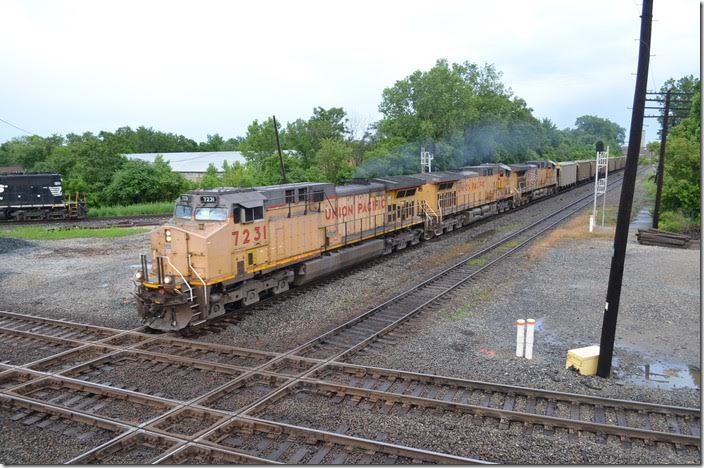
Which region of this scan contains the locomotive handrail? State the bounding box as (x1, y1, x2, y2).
(187, 254, 205, 307)
(160, 255, 193, 302)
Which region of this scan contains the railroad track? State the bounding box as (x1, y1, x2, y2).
(0, 213, 169, 228)
(0, 306, 699, 464)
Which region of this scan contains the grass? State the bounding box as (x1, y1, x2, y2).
(451, 304, 472, 320)
(1, 226, 150, 240)
(88, 202, 174, 218)
(450, 288, 495, 320)
(466, 257, 489, 267)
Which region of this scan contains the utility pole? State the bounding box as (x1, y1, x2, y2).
(652, 90, 670, 228)
(272, 115, 287, 184)
(644, 91, 692, 228)
(596, 0, 652, 378)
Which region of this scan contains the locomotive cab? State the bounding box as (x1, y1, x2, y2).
(134, 189, 271, 331)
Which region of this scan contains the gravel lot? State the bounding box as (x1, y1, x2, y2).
(0, 234, 149, 329)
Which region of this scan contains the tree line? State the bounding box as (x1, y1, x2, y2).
(0, 58, 629, 207)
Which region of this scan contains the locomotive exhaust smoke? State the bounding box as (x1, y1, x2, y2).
(353, 118, 542, 178)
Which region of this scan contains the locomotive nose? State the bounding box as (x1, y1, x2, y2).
(152, 226, 190, 279)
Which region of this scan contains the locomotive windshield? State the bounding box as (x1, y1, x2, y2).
(195, 207, 227, 221)
(175, 204, 192, 219)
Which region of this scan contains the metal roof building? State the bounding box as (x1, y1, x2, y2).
(125, 151, 247, 181)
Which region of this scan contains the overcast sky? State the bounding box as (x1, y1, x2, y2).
(0, 0, 699, 144)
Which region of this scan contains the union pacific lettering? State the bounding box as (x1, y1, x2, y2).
(324, 198, 386, 220)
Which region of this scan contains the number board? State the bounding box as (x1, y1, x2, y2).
(179, 195, 191, 202)
(200, 195, 217, 204)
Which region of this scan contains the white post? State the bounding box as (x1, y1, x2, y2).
(516, 319, 525, 357)
(525, 319, 535, 359)
(602, 146, 609, 227)
(589, 214, 594, 232)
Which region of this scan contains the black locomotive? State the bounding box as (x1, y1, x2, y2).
(0, 173, 87, 220)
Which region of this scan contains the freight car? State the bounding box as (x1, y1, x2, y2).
(0, 173, 87, 221)
(555, 161, 578, 189)
(134, 157, 625, 332)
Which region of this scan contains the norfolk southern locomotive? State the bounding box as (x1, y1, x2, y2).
(134, 156, 627, 332)
(0, 172, 87, 221)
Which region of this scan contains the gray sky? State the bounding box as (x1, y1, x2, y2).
(0, 0, 699, 144)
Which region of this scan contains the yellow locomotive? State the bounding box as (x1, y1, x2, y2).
(134, 157, 621, 331)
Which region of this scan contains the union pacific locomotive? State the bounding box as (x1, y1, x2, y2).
(0, 173, 87, 220)
(134, 156, 626, 331)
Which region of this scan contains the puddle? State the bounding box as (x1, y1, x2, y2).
(533, 319, 543, 331)
(623, 361, 700, 390)
(630, 207, 653, 230)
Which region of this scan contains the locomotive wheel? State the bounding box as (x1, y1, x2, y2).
(242, 289, 260, 306)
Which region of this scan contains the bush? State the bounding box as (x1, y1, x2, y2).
(658, 210, 700, 234)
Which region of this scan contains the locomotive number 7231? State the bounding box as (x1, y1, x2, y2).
(232, 226, 267, 245)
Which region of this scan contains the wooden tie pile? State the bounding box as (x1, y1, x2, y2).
(636, 228, 691, 248)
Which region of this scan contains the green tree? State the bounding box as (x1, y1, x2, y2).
(285, 107, 349, 166)
(102, 160, 170, 205)
(657, 75, 700, 128)
(572, 115, 625, 147)
(239, 118, 282, 165)
(199, 163, 222, 189)
(313, 139, 354, 183)
(221, 160, 257, 187)
(660, 88, 700, 221)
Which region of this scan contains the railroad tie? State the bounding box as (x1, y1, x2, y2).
(286, 447, 309, 464)
(376, 378, 394, 393)
(266, 441, 292, 461)
(522, 397, 538, 435)
(308, 446, 331, 464)
(594, 405, 607, 444)
(21, 411, 46, 426)
(568, 402, 581, 441)
(500, 393, 515, 429)
(441, 387, 457, 403)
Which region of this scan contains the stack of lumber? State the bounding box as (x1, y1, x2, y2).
(636, 228, 691, 248)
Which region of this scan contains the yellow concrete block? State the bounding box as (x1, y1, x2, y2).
(566, 345, 600, 376)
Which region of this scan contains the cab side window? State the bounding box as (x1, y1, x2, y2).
(244, 206, 264, 223)
(233, 205, 264, 223)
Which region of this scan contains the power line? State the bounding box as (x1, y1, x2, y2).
(0, 117, 38, 137)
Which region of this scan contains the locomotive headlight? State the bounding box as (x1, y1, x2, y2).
(165, 229, 172, 243)
(134, 270, 144, 282)
(163, 275, 174, 285)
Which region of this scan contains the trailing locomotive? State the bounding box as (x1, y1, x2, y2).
(134, 156, 626, 332)
(0, 173, 87, 221)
